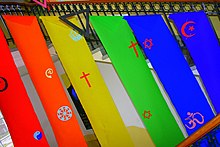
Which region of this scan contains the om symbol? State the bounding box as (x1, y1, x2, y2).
(69, 30, 82, 41)
(184, 112, 204, 130)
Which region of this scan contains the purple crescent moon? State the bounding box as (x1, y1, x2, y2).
(181, 21, 196, 38)
(0, 77, 8, 92)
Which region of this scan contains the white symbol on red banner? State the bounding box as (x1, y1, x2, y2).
(57, 106, 73, 121)
(45, 68, 53, 79)
(184, 112, 204, 130)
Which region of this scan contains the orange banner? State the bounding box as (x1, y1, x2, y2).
(3, 15, 87, 147)
(0, 28, 49, 147)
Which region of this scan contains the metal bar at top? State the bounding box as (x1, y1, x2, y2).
(0, 0, 219, 5)
(0, 1, 219, 62)
(0, 2, 219, 14)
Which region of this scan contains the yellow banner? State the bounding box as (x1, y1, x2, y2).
(41, 16, 134, 147)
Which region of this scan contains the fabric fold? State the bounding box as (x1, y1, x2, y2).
(125, 15, 215, 135)
(90, 16, 184, 147)
(170, 11, 220, 113)
(40, 16, 134, 147)
(96, 61, 155, 147)
(3, 15, 87, 147)
(0, 29, 49, 147)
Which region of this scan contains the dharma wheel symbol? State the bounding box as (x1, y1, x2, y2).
(57, 106, 73, 121)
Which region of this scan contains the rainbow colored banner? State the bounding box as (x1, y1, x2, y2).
(125, 15, 215, 135)
(40, 16, 134, 147)
(170, 11, 220, 113)
(90, 16, 184, 146)
(0, 29, 49, 147)
(3, 15, 87, 147)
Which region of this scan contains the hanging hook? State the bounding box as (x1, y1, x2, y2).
(59, 8, 90, 37)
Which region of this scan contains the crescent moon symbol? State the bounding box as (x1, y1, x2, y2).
(181, 21, 196, 38)
(0, 77, 8, 92)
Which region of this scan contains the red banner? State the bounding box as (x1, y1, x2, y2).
(0, 29, 49, 147)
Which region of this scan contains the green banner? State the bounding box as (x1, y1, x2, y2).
(90, 16, 184, 146)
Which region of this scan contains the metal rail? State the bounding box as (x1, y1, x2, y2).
(0, 2, 219, 64)
(178, 114, 220, 147)
(0, 2, 220, 146)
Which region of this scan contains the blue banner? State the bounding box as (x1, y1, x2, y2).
(125, 15, 214, 135)
(170, 11, 220, 113)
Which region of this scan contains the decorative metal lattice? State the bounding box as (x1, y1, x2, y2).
(192, 126, 220, 147)
(0, 2, 219, 64)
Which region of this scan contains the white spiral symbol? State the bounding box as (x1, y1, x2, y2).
(45, 68, 53, 79)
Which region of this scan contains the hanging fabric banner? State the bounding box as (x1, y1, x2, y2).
(90, 16, 184, 146)
(40, 16, 134, 147)
(96, 61, 155, 147)
(125, 15, 215, 135)
(170, 11, 220, 113)
(0, 29, 49, 147)
(3, 15, 87, 147)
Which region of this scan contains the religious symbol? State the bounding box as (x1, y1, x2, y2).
(128, 41, 139, 57)
(143, 110, 152, 119)
(80, 72, 91, 87)
(184, 112, 204, 130)
(143, 38, 153, 49)
(189, 26, 195, 31)
(33, 131, 43, 140)
(57, 106, 73, 121)
(45, 68, 53, 79)
(181, 21, 196, 38)
(0, 77, 8, 92)
(69, 30, 82, 41)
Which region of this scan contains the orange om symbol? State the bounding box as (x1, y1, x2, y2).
(185, 112, 204, 130)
